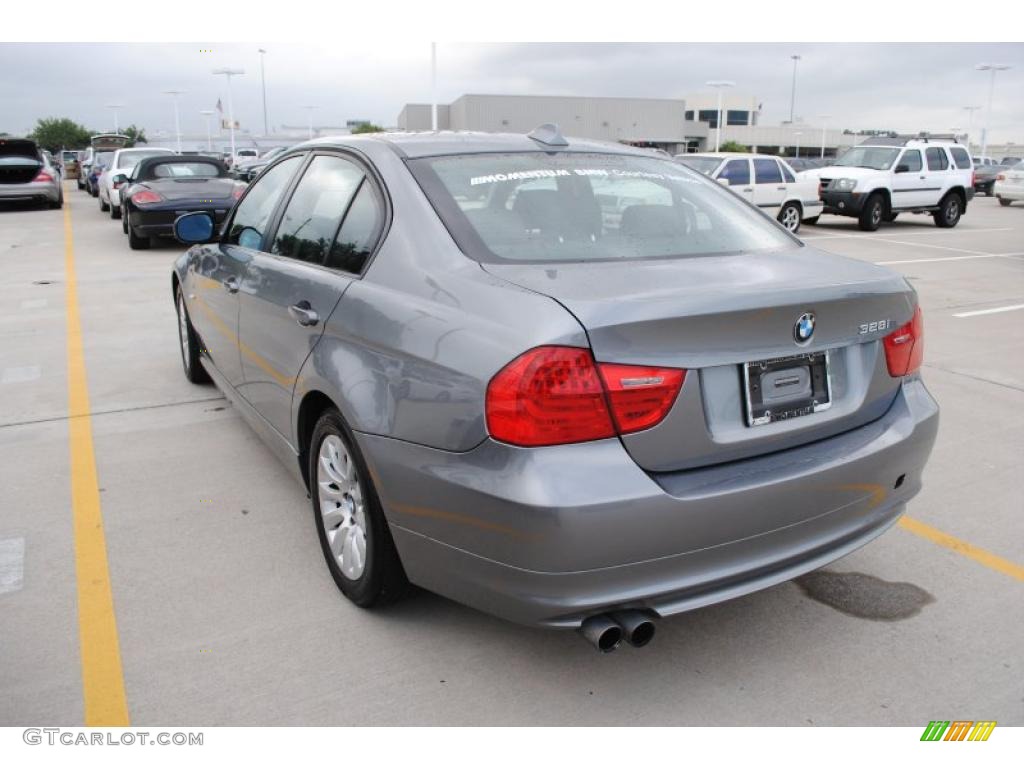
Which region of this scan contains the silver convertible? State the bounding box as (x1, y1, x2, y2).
(171, 127, 938, 652)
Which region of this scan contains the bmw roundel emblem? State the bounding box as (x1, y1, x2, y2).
(794, 312, 816, 343)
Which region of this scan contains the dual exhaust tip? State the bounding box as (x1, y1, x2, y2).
(579, 611, 656, 653)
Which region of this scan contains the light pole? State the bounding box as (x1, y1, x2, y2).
(705, 80, 735, 152)
(976, 63, 1011, 161)
(200, 110, 214, 152)
(818, 114, 831, 159)
(794, 131, 803, 160)
(105, 103, 124, 133)
(431, 42, 438, 131)
(212, 67, 245, 162)
(163, 90, 185, 153)
(962, 106, 981, 152)
(789, 54, 801, 123)
(303, 106, 317, 140)
(258, 48, 268, 136)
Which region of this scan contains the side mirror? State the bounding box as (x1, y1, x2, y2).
(113, 174, 128, 185)
(895, 164, 910, 174)
(174, 212, 216, 244)
(716, 177, 730, 187)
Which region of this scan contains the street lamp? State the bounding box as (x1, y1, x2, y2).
(431, 42, 438, 131)
(705, 80, 735, 152)
(163, 90, 185, 153)
(789, 54, 801, 123)
(794, 131, 803, 160)
(212, 67, 245, 162)
(976, 63, 1011, 161)
(258, 49, 268, 136)
(200, 110, 215, 152)
(818, 114, 831, 159)
(302, 105, 318, 140)
(105, 103, 124, 133)
(962, 106, 981, 153)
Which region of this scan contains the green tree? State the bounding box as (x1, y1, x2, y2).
(122, 124, 147, 146)
(351, 122, 384, 134)
(28, 117, 92, 152)
(718, 140, 748, 153)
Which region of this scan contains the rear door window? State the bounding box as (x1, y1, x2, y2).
(326, 179, 386, 274)
(926, 147, 949, 171)
(753, 158, 783, 184)
(271, 154, 365, 265)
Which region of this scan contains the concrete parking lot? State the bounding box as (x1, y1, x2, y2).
(1, 184, 1021, 726)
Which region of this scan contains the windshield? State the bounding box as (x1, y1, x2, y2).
(833, 146, 901, 171)
(675, 156, 722, 175)
(93, 151, 114, 167)
(117, 150, 167, 167)
(411, 152, 795, 264)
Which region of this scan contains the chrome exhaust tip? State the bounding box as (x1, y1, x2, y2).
(579, 615, 623, 653)
(610, 610, 657, 648)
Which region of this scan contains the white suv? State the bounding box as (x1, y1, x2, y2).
(802, 137, 974, 231)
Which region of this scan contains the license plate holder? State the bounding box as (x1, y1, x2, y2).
(743, 350, 832, 427)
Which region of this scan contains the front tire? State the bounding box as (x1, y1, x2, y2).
(99, 195, 109, 212)
(310, 409, 408, 608)
(933, 193, 962, 228)
(110, 204, 121, 220)
(999, 197, 1012, 207)
(175, 286, 210, 384)
(777, 201, 802, 233)
(858, 194, 885, 231)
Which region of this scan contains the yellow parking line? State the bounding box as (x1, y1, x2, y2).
(63, 185, 131, 725)
(899, 516, 1024, 582)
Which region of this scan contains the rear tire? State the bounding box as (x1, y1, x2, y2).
(99, 196, 109, 212)
(933, 193, 962, 228)
(48, 193, 63, 210)
(110, 204, 120, 220)
(998, 198, 1012, 207)
(883, 212, 899, 222)
(858, 194, 885, 231)
(310, 408, 408, 608)
(121, 209, 129, 234)
(175, 286, 210, 384)
(128, 225, 151, 250)
(777, 202, 802, 234)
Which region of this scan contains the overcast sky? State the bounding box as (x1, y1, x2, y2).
(1, 42, 1021, 143)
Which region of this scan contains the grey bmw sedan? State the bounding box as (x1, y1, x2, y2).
(171, 128, 938, 651)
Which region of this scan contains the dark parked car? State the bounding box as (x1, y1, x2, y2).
(117, 155, 241, 250)
(976, 159, 1023, 196)
(170, 129, 938, 652)
(231, 146, 289, 182)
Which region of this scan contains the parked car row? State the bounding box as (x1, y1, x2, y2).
(974, 157, 1022, 196)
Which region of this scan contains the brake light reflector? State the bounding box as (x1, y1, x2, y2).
(131, 190, 163, 205)
(33, 170, 54, 183)
(598, 363, 686, 434)
(485, 346, 686, 447)
(883, 306, 924, 377)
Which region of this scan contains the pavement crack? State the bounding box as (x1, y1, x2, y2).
(0, 396, 227, 430)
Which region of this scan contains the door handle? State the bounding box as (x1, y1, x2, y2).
(742, 187, 753, 192)
(776, 186, 786, 191)
(288, 301, 319, 327)
(222, 276, 239, 294)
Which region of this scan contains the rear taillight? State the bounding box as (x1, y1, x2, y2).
(131, 190, 163, 205)
(883, 306, 924, 377)
(485, 346, 685, 447)
(33, 170, 54, 183)
(996, 173, 1006, 181)
(971, 171, 977, 187)
(231, 184, 245, 200)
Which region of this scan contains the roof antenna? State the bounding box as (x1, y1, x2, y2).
(527, 123, 568, 147)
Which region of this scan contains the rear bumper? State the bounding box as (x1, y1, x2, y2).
(0, 182, 60, 202)
(130, 207, 229, 237)
(360, 378, 939, 627)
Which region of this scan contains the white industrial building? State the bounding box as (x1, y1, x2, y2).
(398, 94, 709, 155)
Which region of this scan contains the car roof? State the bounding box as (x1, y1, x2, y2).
(294, 130, 654, 160)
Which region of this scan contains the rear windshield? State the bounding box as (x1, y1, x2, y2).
(675, 156, 722, 175)
(410, 152, 795, 264)
(147, 161, 223, 179)
(93, 151, 114, 167)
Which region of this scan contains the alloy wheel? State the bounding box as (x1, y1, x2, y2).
(317, 434, 368, 580)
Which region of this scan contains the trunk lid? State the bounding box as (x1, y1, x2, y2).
(0, 138, 42, 185)
(483, 245, 915, 471)
(147, 178, 237, 202)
